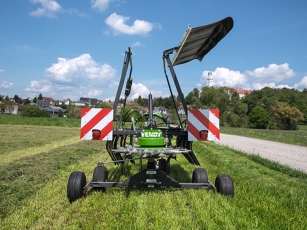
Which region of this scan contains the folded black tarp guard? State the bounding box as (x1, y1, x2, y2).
(171, 17, 234, 66)
(163, 17, 234, 119)
(161, 17, 234, 165)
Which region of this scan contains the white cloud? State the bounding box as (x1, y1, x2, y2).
(87, 89, 103, 97)
(1, 81, 14, 89)
(201, 68, 249, 88)
(25, 80, 51, 93)
(199, 63, 298, 91)
(0, 69, 5, 73)
(45, 53, 116, 83)
(65, 8, 88, 17)
(29, 0, 61, 18)
(91, 0, 110, 12)
(294, 76, 307, 90)
(253, 82, 292, 90)
(129, 83, 165, 100)
(131, 41, 144, 47)
(130, 83, 150, 100)
(245, 63, 295, 82)
(105, 13, 154, 36)
(24, 54, 117, 101)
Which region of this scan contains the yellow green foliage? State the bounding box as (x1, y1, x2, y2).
(270, 102, 304, 130)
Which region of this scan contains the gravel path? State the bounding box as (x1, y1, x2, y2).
(215, 134, 307, 173)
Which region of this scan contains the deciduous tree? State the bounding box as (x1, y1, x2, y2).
(270, 102, 304, 130)
(248, 106, 269, 129)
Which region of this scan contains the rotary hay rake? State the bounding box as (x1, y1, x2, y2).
(67, 17, 235, 203)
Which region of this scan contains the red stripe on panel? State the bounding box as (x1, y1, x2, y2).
(81, 108, 91, 118)
(80, 109, 112, 139)
(188, 121, 202, 140)
(190, 110, 220, 139)
(210, 109, 219, 119)
(99, 121, 113, 140)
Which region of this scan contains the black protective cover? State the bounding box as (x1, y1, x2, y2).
(172, 17, 234, 66)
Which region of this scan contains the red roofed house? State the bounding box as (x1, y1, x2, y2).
(233, 88, 252, 98)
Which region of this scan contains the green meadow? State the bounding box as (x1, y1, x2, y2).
(1, 115, 307, 229)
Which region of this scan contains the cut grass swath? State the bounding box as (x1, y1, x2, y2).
(1, 125, 307, 229)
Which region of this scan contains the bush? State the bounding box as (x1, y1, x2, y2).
(270, 102, 304, 130)
(58, 109, 63, 117)
(248, 106, 269, 129)
(22, 106, 50, 118)
(225, 112, 247, 127)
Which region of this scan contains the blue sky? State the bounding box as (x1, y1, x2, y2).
(1, 0, 307, 101)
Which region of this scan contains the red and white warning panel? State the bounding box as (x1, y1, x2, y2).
(188, 109, 220, 141)
(80, 108, 113, 141)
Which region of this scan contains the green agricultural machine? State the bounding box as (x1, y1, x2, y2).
(67, 17, 235, 203)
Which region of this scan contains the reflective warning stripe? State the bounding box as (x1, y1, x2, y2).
(188, 109, 220, 141)
(80, 108, 113, 140)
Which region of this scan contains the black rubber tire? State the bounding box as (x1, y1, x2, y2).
(192, 168, 208, 183)
(93, 166, 108, 182)
(67, 171, 86, 203)
(215, 174, 234, 197)
(92, 166, 108, 192)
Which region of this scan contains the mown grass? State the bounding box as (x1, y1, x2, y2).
(1, 124, 307, 229)
(220, 125, 307, 147)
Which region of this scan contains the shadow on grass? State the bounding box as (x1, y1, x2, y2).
(102, 162, 192, 198)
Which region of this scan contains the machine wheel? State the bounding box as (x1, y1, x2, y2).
(159, 159, 170, 173)
(67, 171, 86, 203)
(192, 168, 208, 183)
(215, 174, 234, 197)
(92, 165, 108, 192)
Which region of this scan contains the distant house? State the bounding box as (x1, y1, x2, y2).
(36, 99, 51, 107)
(42, 97, 55, 104)
(62, 98, 71, 106)
(217, 87, 252, 99)
(21, 97, 32, 105)
(4, 104, 18, 115)
(40, 106, 66, 116)
(79, 97, 99, 106)
(72, 101, 87, 107)
(42, 97, 55, 105)
(55, 98, 71, 106)
(233, 88, 252, 98)
(36, 97, 55, 107)
(177, 105, 184, 115)
(154, 107, 168, 115)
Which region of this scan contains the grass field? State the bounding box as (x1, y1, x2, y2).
(1, 123, 307, 229)
(0, 114, 80, 127)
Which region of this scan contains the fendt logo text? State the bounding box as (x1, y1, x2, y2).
(141, 132, 162, 138)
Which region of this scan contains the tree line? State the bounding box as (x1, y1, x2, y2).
(1, 87, 306, 130)
(131, 87, 307, 130)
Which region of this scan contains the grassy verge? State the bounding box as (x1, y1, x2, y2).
(220, 126, 307, 147)
(0, 114, 80, 127)
(1, 125, 307, 229)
